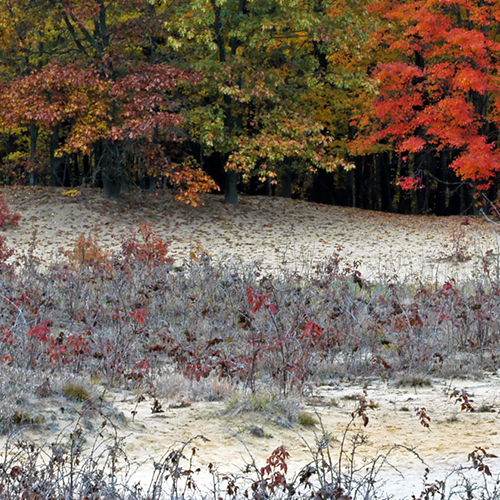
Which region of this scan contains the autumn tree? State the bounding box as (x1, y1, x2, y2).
(293, 0, 375, 203)
(352, 0, 500, 210)
(0, 0, 217, 203)
(0, 0, 63, 184)
(162, 0, 363, 203)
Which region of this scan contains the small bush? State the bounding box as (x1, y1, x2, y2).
(65, 233, 111, 269)
(477, 403, 495, 413)
(9, 410, 43, 426)
(0, 194, 20, 228)
(120, 223, 173, 266)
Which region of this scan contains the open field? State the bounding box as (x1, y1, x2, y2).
(0, 187, 500, 499)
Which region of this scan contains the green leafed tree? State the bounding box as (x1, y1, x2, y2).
(162, 0, 366, 203)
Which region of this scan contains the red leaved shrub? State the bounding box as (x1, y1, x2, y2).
(0, 194, 20, 228)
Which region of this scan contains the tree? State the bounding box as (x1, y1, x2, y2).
(353, 0, 500, 196)
(0, 0, 217, 203)
(0, 0, 62, 184)
(163, 0, 359, 203)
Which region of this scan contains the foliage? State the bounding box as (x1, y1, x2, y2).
(0, 236, 14, 268)
(64, 232, 111, 270)
(0, 195, 20, 228)
(1, 0, 499, 208)
(136, 0, 367, 196)
(120, 223, 173, 267)
(353, 0, 500, 190)
(0, 0, 217, 204)
(1, 61, 216, 203)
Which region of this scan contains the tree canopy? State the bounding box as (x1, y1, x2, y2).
(0, 0, 499, 213)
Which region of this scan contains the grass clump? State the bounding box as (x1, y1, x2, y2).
(61, 383, 92, 402)
(394, 375, 433, 388)
(226, 391, 300, 423)
(477, 403, 495, 413)
(9, 410, 43, 426)
(297, 411, 317, 427)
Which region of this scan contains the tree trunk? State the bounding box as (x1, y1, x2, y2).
(103, 168, 122, 198)
(100, 142, 123, 198)
(29, 124, 39, 186)
(348, 168, 355, 207)
(82, 154, 91, 185)
(71, 152, 80, 186)
(225, 169, 238, 204)
(279, 162, 292, 198)
(437, 150, 448, 215)
(49, 124, 62, 186)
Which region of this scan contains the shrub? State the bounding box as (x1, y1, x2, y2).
(0, 194, 20, 228)
(64, 233, 111, 270)
(120, 223, 173, 266)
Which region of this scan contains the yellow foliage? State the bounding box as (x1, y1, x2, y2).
(61, 190, 81, 198)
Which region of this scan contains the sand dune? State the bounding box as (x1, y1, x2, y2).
(4, 186, 500, 283)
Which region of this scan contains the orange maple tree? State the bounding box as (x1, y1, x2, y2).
(353, 0, 500, 190)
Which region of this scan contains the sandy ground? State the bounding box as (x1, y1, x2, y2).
(2, 187, 500, 498)
(3, 186, 500, 282)
(112, 378, 500, 494)
(8, 377, 500, 498)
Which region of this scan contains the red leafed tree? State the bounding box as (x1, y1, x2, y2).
(1, 62, 216, 204)
(0, 0, 218, 204)
(353, 0, 500, 190)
